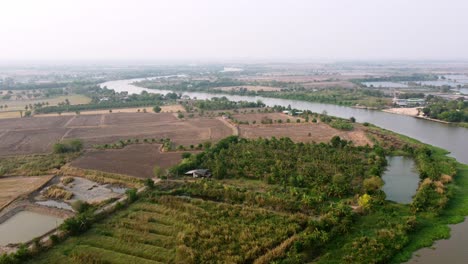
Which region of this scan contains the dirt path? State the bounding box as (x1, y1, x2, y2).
(63, 115, 76, 127)
(217, 117, 239, 136)
(60, 128, 74, 140)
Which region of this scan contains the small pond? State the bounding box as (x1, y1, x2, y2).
(382, 156, 420, 204)
(0, 211, 64, 246)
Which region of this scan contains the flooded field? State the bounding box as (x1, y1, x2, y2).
(0, 211, 63, 246)
(382, 156, 420, 204)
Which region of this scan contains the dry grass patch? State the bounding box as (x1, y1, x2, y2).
(0, 176, 53, 210)
(43, 185, 73, 200)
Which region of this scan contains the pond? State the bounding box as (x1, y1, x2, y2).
(0, 211, 64, 246)
(382, 156, 420, 204)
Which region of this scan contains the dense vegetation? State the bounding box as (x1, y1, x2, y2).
(137, 79, 392, 108)
(422, 96, 468, 123)
(189, 96, 265, 110)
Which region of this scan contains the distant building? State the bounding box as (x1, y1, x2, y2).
(185, 169, 212, 178)
(393, 98, 425, 107)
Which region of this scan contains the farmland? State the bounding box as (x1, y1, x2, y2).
(0, 112, 233, 156)
(28, 192, 308, 264)
(71, 145, 183, 178)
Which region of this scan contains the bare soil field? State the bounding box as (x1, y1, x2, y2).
(0, 176, 53, 210)
(65, 116, 232, 147)
(0, 115, 72, 130)
(232, 112, 303, 123)
(160, 104, 186, 112)
(215, 85, 283, 92)
(239, 122, 373, 146)
(71, 144, 183, 178)
(0, 113, 233, 156)
(0, 128, 68, 156)
(103, 112, 178, 125)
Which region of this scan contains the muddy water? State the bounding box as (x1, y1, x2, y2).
(0, 211, 63, 245)
(382, 156, 419, 204)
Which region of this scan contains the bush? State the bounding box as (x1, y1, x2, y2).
(53, 139, 83, 154)
(145, 178, 155, 189)
(71, 200, 91, 213)
(126, 188, 138, 202)
(153, 105, 162, 113)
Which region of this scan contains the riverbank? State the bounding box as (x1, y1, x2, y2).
(382, 107, 420, 117)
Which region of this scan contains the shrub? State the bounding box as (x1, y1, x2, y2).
(71, 200, 91, 213)
(126, 188, 138, 202)
(53, 139, 83, 154)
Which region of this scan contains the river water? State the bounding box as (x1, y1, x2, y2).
(100, 77, 468, 262)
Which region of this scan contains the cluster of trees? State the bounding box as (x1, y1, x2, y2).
(398, 92, 425, 99)
(193, 96, 265, 110)
(422, 96, 468, 123)
(172, 136, 385, 198)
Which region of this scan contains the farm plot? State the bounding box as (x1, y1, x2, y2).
(239, 123, 373, 146)
(103, 112, 177, 126)
(28, 195, 306, 264)
(0, 113, 233, 156)
(0, 116, 72, 130)
(66, 114, 103, 127)
(0, 128, 69, 156)
(65, 117, 233, 148)
(0, 176, 53, 210)
(232, 112, 302, 124)
(71, 145, 183, 178)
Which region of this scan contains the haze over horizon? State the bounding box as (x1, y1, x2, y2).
(1, 0, 468, 62)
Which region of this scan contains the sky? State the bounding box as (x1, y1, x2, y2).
(0, 0, 467, 62)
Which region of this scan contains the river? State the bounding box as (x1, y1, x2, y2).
(100, 77, 468, 263)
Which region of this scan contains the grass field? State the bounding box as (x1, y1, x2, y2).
(28, 195, 305, 264)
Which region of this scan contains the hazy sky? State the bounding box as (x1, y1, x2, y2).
(1, 0, 467, 62)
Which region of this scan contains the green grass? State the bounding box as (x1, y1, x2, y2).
(391, 162, 468, 263)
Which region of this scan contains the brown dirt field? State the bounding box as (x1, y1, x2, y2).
(71, 144, 183, 178)
(216, 85, 283, 92)
(239, 123, 373, 146)
(0, 128, 69, 156)
(0, 116, 72, 130)
(160, 104, 186, 112)
(65, 116, 233, 148)
(0, 176, 53, 210)
(232, 113, 303, 123)
(103, 112, 178, 125)
(0, 111, 234, 156)
(66, 114, 102, 127)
